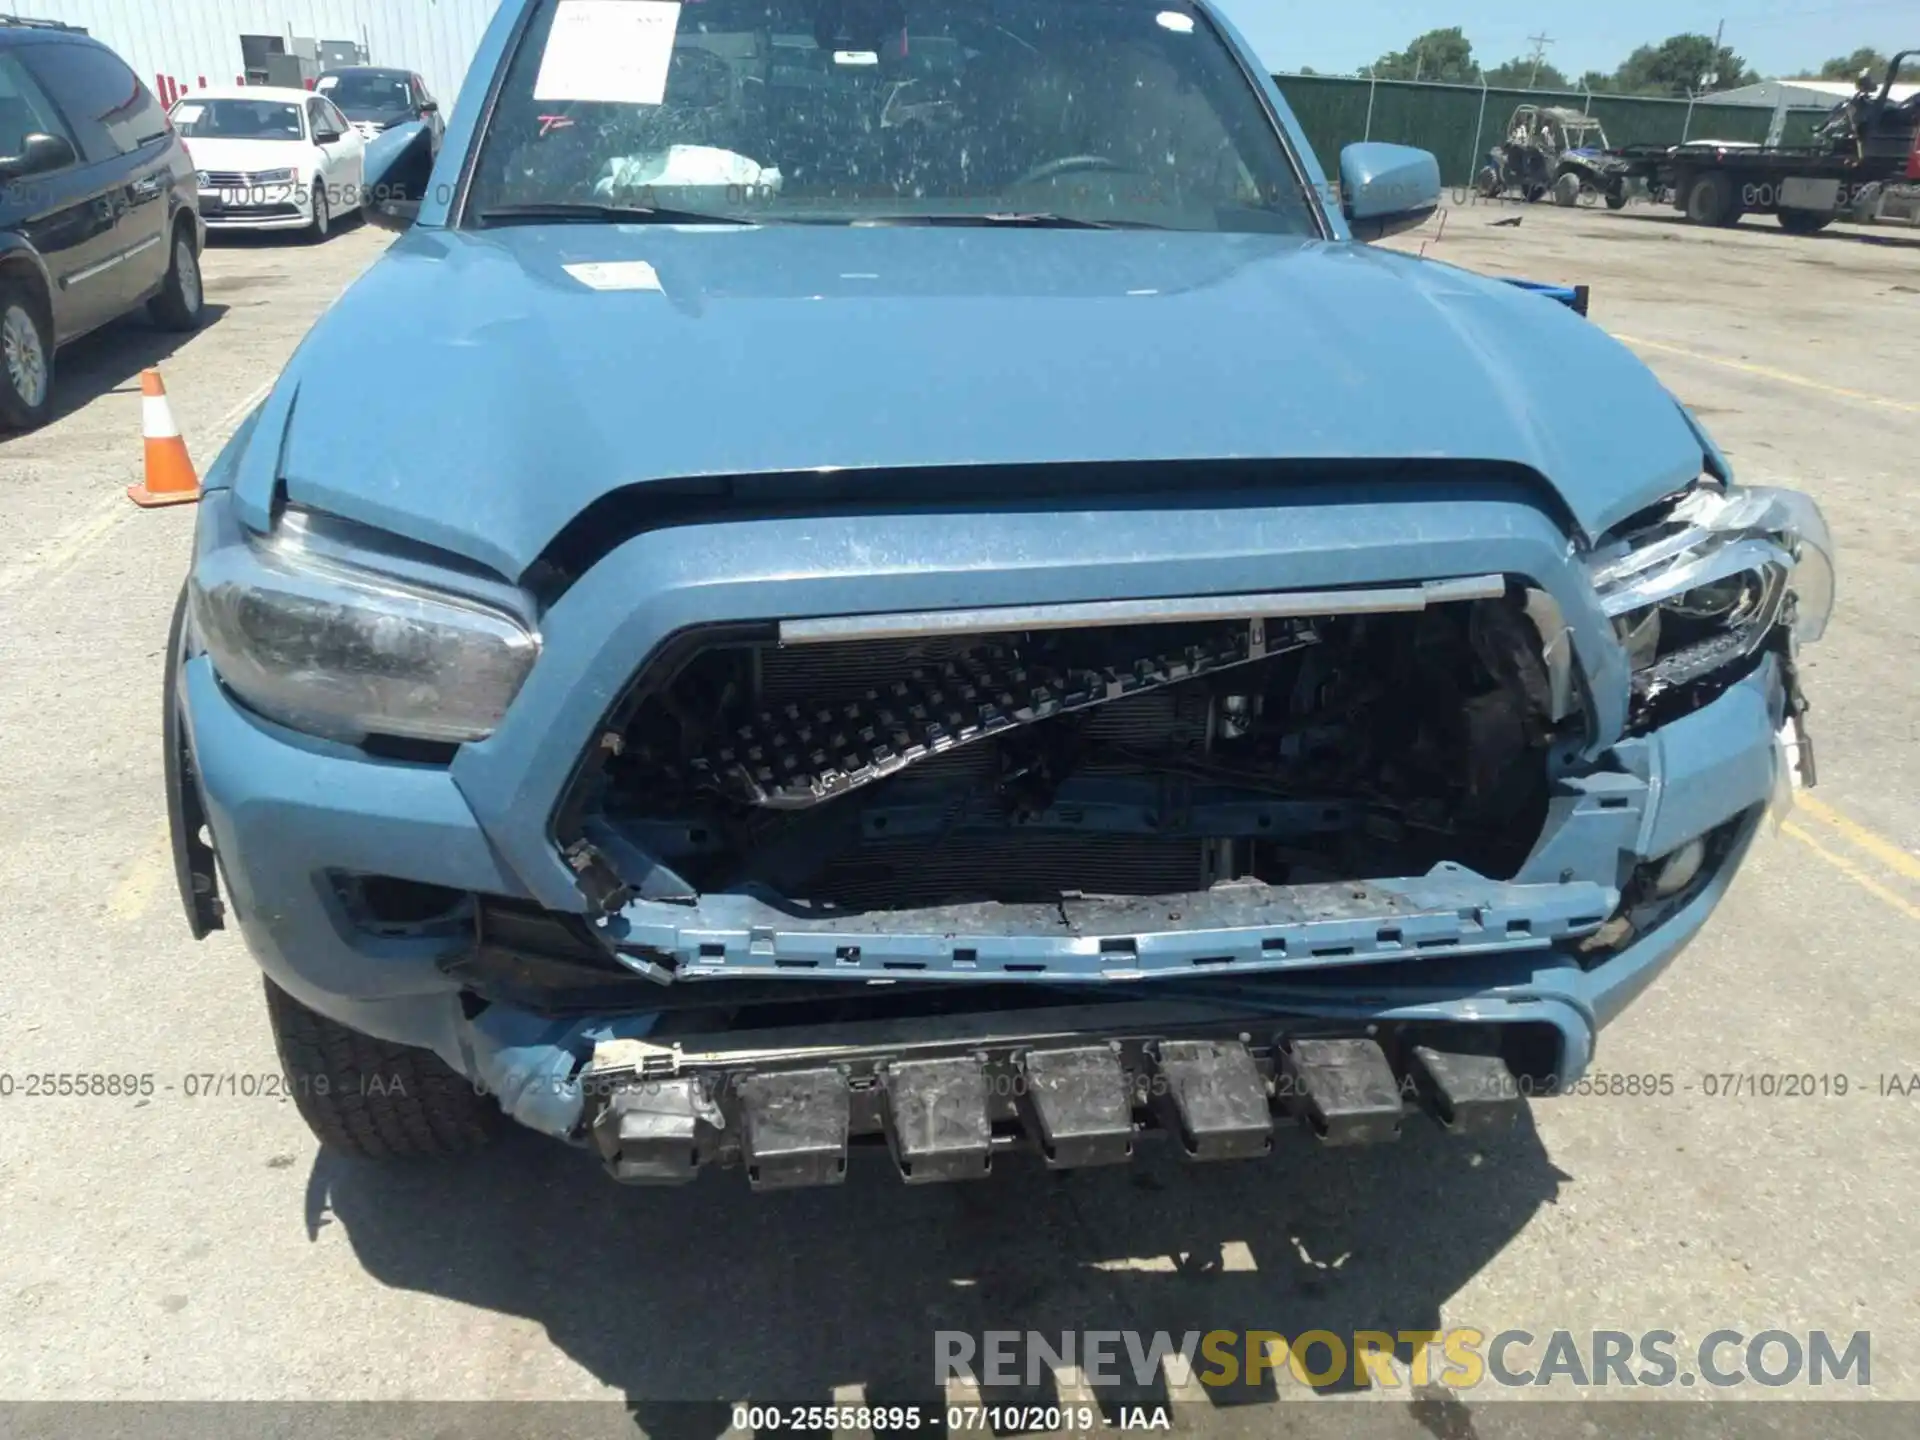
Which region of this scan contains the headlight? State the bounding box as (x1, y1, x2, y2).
(252, 167, 296, 183)
(1587, 483, 1834, 693)
(189, 512, 539, 744)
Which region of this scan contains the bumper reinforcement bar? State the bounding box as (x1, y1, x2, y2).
(584, 1010, 1526, 1188)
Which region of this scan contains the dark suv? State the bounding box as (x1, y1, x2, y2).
(315, 66, 443, 159)
(0, 19, 203, 430)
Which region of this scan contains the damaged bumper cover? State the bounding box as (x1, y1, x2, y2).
(171, 474, 1824, 1171)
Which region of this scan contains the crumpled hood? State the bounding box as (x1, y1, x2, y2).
(249, 225, 1708, 579)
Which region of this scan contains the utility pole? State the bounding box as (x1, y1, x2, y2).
(1704, 18, 1725, 91)
(1526, 32, 1555, 88)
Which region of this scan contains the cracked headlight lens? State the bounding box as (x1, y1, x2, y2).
(189, 513, 539, 744)
(1587, 483, 1834, 691)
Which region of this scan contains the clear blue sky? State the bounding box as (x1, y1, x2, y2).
(1213, 0, 1920, 80)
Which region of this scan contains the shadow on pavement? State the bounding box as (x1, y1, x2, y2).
(1604, 211, 1920, 249)
(0, 303, 232, 437)
(306, 1108, 1566, 1435)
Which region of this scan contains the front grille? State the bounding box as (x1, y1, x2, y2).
(201, 170, 255, 188)
(203, 201, 301, 219)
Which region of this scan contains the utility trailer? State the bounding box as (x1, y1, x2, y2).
(1606, 50, 1920, 231)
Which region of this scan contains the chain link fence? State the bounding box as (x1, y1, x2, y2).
(1271, 73, 1834, 189)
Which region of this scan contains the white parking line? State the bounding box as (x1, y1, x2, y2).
(0, 376, 276, 597)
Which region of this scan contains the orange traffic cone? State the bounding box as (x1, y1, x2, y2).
(126, 368, 200, 508)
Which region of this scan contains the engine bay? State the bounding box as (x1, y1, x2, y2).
(583, 594, 1563, 916)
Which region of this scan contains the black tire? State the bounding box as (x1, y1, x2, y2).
(306, 181, 331, 242)
(1605, 190, 1628, 210)
(1475, 165, 1501, 198)
(1776, 206, 1832, 235)
(0, 276, 54, 431)
(1684, 170, 1746, 227)
(1552, 172, 1581, 207)
(262, 976, 501, 1158)
(147, 220, 205, 331)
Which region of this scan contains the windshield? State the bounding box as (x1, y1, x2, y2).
(319, 72, 414, 115)
(171, 98, 305, 142)
(466, 0, 1317, 233)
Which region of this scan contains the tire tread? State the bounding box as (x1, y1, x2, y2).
(262, 978, 500, 1159)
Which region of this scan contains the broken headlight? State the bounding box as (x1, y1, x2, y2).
(1588, 484, 1833, 693)
(189, 510, 540, 745)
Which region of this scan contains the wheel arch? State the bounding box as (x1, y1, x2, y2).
(0, 239, 58, 338)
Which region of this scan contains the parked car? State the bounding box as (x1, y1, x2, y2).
(316, 65, 444, 160)
(170, 0, 1834, 1188)
(0, 18, 203, 430)
(168, 85, 366, 238)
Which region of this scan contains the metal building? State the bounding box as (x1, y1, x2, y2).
(15, 0, 501, 112)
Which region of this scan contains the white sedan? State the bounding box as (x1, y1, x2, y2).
(169, 86, 366, 238)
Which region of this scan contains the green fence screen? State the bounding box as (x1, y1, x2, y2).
(1270, 74, 1833, 188)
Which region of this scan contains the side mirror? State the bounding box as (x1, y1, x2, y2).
(420, 100, 439, 115)
(315, 128, 342, 145)
(0, 132, 77, 181)
(368, 197, 420, 232)
(1337, 142, 1441, 242)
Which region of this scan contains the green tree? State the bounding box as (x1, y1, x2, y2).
(1611, 34, 1759, 96)
(1483, 56, 1570, 89)
(1576, 69, 1615, 94)
(1816, 48, 1889, 81)
(1358, 27, 1480, 84)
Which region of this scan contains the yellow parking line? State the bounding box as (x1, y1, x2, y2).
(1781, 821, 1920, 921)
(106, 823, 170, 923)
(1795, 792, 1920, 884)
(0, 494, 128, 595)
(1612, 334, 1920, 414)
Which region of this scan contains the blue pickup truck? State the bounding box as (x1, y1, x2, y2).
(168, 0, 1833, 1187)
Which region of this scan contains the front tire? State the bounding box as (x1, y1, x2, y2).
(1605, 190, 1628, 210)
(306, 181, 331, 242)
(262, 977, 501, 1158)
(1683, 170, 1741, 226)
(1552, 172, 1581, 206)
(148, 222, 205, 331)
(0, 280, 53, 431)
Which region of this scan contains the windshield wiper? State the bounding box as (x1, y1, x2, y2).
(473, 201, 761, 227)
(854, 212, 1160, 230)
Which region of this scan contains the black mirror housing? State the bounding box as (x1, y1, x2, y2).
(0, 132, 77, 181)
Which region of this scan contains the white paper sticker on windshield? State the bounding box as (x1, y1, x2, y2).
(316, 75, 338, 90)
(172, 103, 205, 123)
(1156, 10, 1195, 32)
(833, 50, 879, 66)
(564, 259, 663, 292)
(534, 0, 682, 105)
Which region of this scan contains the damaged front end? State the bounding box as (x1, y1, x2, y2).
(488, 478, 1830, 1187)
(510, 578, 1594, 1184)
(562, 579, 1597, 980)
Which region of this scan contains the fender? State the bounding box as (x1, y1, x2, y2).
(0, 231, 57, 314)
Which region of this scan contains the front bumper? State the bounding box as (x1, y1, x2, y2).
(174, 484, 1795, 1157)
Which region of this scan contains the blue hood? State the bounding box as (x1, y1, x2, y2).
(248, 226, 1707, 580)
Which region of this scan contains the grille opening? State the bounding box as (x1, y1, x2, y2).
(581, 597, 1559, 922)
